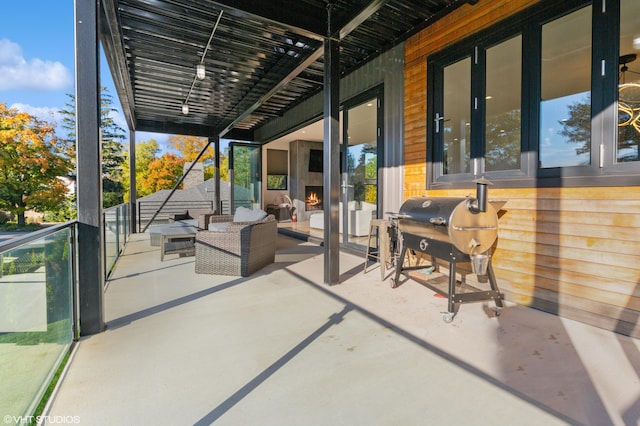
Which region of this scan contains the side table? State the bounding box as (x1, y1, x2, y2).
(160, 228, 197, 261)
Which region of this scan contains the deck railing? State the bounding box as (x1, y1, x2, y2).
(0, 198, 240, 418)
(103, 203, 130, 280)
(0, 223, 77, 420)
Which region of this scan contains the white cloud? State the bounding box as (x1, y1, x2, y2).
(10, 102, 62, 125)
(0, 39, 72, 91)
(12, 104, 128, 142)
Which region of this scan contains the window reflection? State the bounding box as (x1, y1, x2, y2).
(617, 0, 640, 163)
(346, 99, 377, 207)
(485, 35, 522, 171)
(539, 6, 592, 168)
(443, 57, 471, 174)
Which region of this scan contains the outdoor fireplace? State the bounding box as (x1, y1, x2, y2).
(305, 186, 323, 211)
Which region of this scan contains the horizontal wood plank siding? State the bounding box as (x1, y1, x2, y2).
(403, 0, 640, 337)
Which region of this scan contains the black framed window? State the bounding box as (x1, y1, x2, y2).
(486, 35, 522, 172)
(539, 6, 592, 169)
(442, 56, 471, 175)
(428, 0, 640, 188)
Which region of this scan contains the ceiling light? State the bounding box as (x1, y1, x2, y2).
(181, 11, 222, 118)
(634, 37, 640, 50)
(196, 63, 206, 80)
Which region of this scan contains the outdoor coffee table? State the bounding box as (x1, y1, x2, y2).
(159, 226, 197, 261)
(149, 223, 195, 246)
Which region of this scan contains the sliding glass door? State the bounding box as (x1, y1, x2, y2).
(229, 142, 261, 212)
(342, 89, 382, 246)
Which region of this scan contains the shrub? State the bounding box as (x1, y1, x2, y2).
(0, 211, 14, 224)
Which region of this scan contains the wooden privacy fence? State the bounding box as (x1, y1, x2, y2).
(137, 200, 233, 231)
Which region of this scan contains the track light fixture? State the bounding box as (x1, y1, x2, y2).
(196, 63, 206, 80)
(181, 11, 223, 117)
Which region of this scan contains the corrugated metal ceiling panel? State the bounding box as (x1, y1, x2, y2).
(100, 0, 468, 138)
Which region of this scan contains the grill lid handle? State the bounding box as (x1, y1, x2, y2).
(429, 217, 446, 225)
(452, 225, 497, 231)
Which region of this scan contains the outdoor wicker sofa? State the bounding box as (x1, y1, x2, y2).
(195, 213, 277, 276)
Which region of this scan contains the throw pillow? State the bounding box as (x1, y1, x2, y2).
(233, 206, 267, 222)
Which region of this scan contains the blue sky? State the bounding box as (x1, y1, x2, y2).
(1, 1, 171, 152)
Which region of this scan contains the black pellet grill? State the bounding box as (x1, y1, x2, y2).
(391, 179, 503, 322)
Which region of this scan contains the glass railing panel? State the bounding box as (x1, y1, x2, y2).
(103, 208, 119, 279)
(0, 226, 74, 419)
(119, 204, 129, 251)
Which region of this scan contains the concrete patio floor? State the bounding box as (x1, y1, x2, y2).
(45, 232, 640, 425)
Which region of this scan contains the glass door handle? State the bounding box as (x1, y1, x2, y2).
(434, 113, 444, 133)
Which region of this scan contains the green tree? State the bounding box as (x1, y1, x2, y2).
(485, 110, 521, 171)
(559, 100, 591, 156)
(348, 144, 377, 203)
(122, 139, 161, 200)
(59, 88, 126, 208)
(0, 103, 71, 226)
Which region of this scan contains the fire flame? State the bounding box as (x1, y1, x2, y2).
(306, 192, 321, 206)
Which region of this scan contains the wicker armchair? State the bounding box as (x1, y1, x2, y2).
(195, 214, 277, 276)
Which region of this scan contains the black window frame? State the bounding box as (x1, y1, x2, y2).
(427, 0, 640, 189)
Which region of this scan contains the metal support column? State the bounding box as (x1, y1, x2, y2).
(323, 4, 340, 285)
(75, 0, 104, 335)
(212, 135, 221, 213)
(229, 145, 235, 213)
(129, 129, 137, 233)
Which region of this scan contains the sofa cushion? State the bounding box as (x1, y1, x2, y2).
(233, 206, 268, 223)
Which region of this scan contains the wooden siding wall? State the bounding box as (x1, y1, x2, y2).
(403, 0, 640, 337)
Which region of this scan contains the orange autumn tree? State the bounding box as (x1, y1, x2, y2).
(0, 103, 71, 226)
(167, 134, 228, 181)
(138, 152, 185, 195)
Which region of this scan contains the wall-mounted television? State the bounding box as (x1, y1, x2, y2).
(308, 149, 323, 172)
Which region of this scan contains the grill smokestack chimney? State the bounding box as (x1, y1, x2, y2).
(470, 177, 492, 213)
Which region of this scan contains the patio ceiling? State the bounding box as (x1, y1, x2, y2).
(100, 0, 476, 139)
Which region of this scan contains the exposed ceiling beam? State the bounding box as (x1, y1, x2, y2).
(100, 0, 137, 130)
(219, 47, 324, 138)
(339, 0, 390, 40)
(213, 0, 326, 41)
(217, 0, 391, 138)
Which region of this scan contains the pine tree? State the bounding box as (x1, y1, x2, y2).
(59, 87, 126, 208)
